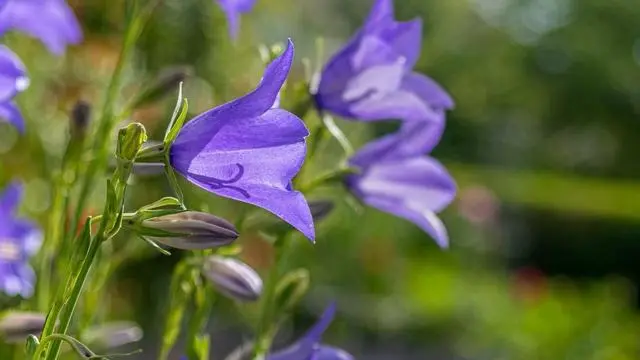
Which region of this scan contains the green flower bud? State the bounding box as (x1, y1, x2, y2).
(116, 122, 147, 162)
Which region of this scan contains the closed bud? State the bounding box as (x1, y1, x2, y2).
(202, 256, 262, 302)
(141, 211, 238, 250)
(309, 200, 335, 223)
(69, 100, 91, 140)
(0, 312, 46, 343)
(116, 122, 147, 161)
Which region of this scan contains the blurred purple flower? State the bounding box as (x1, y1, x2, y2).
(268, 303, 353, 360)
(0, 0, 82, 55)
(314, 0, 452, 122)
(345, 120, 456, 247)
(215, 0, 256, 39)
(0, 45, 27, 132)
(0, 181, 42, 298)
(170, 39, 315, 241)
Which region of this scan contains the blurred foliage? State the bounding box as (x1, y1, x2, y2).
(1, 0, 640, 359)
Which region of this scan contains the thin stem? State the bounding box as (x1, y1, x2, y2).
(320, 113, 353, 158)
(69, 3, 150, 238)
(252, 234, 291, 360)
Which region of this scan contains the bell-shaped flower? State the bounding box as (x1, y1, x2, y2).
(314, 0, 453, 123)
(169, 39, 315, 241)
(268, 303, 353, 360)
(0, 181, 42, 297)
(215, 0, 256, 39)
(345, 120, 456, 247)
(0, 46, 28, 132)
(0, 0, 82, 55)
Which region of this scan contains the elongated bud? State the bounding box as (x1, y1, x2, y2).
(69, 100, 91, 140)
(0, 312, 46, 343)
(132, 66, 192, 109)
(309, 200, 335, 223)
(116, 122, 147, 161)
(202, 256, 262, 302)
(82, 321, 143, 349)
(141, 211, 238, 250)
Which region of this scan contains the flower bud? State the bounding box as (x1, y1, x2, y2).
(0, 312, 46, 343)
(202, 256, 262, 302)
(69, 100, 91, 140)
(309, 200, 335, 223)
(141, 211, 239, 250)
(116, 122, 147, 162)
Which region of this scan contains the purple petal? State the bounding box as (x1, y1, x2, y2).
(402, 72, 454, 110)
(0, 101, 25, 133)
(269, 303, 337, 360)
(0, 181, 22, 215)
(216, 0, 256, 39)
(178, 39, 294, 135)
(347, 157, 456, 247)
(0, 262, 35, 298)
(364, 0, 394, 27)
(0, 0, 83, 55)
(350, 119, 445, 167)
(171, 108, 314, 241)
(311, 346, 355, 360)
(0, 46, 27, 102)
(11, 218, 42, 257)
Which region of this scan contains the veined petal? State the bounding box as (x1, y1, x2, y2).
(0, 181, 22, 215)
(0, 46, 27, 102)
(378, 19, 422, 69)
(269, 303, 337, 360)
(350, 120, 445, 167)
(0, 0, 83, 55)
(171, 109, 314, 241)
(178, 39, 294, 137)
(347, 157, 456, 247)
(0, 101, 25, 133)
(402, 72, 454, 110)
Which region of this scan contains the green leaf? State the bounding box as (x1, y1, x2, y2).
(164, 82, 189, 146)
(159, 262, 195, 360)
(138, 197, 183, 212)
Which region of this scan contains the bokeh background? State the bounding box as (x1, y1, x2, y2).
(1, 0, 640, 359)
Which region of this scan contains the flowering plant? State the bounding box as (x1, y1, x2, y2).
(0, 1, 455, 359)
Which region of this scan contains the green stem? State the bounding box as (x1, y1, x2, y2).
(252, 234, 291, 360)
(69, 3, 148, 238)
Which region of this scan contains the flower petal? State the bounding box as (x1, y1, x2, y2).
(178, 39, 294, 136)
(350, 119, 445, 167)
(311, 346, 355, 360)
(0, 101, 25, 133)
(0, 46, 27, 102)
(364, 0, 394, 27)
(216, 0, 256, 39)
(402, 72, 454, 110)
(0, 181, 22, 215)
(171, 108, 314, 241)
(11, 218, 43, 257)
(0, 0, 82, 55)
(347, 157, 456, 247)
(269, 303, 337, 360)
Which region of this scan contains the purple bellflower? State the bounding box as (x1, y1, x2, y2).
(0, 182, 42, 298)
(0, 0, 82, 55)
(0, 45, 27, 132)
(169, 39, 315, 241)
(345, 120, 456, 248)
(314, 0, 453, 123)
(268, 303, 354, 360)
(215, 0, 256, 39)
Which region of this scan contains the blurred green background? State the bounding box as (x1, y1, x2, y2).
(1, 0, 640, 359)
